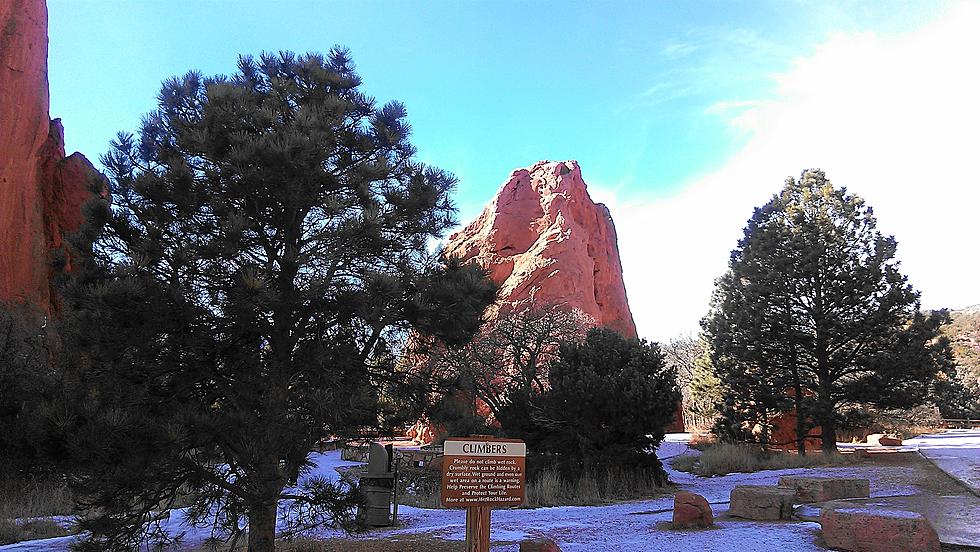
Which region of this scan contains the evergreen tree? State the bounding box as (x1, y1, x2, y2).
(687, 342, 723, 428)
(56, 50, 493, 552)
(0, 302, 52, 476)
(703, 169, 951, 453)
(664, 335, 721, 430)
(501, 328, 679, 483)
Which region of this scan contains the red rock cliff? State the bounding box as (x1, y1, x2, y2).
(1, 0, 105, 311)
(445, 160, 637, 338)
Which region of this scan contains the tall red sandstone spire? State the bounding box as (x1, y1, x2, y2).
(0, 0, 106, 311)
(445, 160, 637, 338)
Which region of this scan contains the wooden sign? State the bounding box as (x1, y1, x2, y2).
(441, 437, 526, 508)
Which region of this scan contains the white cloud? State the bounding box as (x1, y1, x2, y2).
(618, 2, 980, 343)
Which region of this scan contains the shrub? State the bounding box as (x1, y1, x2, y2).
(501, 328, 680, 483)
(671, 443, 855, 476)
(0, 518, 71, 546)
(392, 465, 440, 509)
(669, 454, 698, 473)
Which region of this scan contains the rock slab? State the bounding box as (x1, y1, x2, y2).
(445, 160, 636, 338)
(820, 507, 940, 552)
(728, 485, 795, 520)
(778, 476, 870, 503)
(672, 491, 713, 529)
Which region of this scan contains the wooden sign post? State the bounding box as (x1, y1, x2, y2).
(441, 437, 526, 552)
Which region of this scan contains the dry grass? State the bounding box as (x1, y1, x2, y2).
(671, 443, 855, 476)
(0, 518, 68, 545)
(525, 466, 671, 507)
(687, 433, 719, 450)
(669, 454, 699, 473)
(0, 475, 75, 545)
(0, 476, 73, 518)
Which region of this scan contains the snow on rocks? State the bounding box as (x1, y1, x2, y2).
(777, 476, 870, 503)
(671, 492, 713, 529)
(819, 507, 940, 552)
(728, 485, 796, 520)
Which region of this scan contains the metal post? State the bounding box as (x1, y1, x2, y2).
(464, 506, 491, 552)
(392, 456, 399, 525)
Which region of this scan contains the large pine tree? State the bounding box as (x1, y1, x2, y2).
(703, 169, 951, 453)
(500, 328, 679, 482)
(56, 50, 494, 551)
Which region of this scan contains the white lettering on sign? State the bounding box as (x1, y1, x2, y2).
(444, 440, 526, 457)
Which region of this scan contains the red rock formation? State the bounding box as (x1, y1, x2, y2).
(0, 0, 106, 311)
(445, 160, 637, 338)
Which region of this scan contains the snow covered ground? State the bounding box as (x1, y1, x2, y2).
(906, 429, 980, 495)
(3, 430, 979, 551)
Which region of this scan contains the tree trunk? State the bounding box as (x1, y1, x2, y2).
(794, 400, 807, 456)
(821, 417, 837, 454)
(248, 501, 278, 552)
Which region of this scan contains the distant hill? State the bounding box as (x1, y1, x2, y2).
(944, 307, 980, 403)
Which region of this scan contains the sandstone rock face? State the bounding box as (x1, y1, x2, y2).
(0, 0, 105, 311)
(672, 491, 713, 529)
(445, 160, 636, 338)
(820, 507, 940, 552)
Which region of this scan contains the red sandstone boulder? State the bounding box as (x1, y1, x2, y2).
(0, 0, 106, 311)
(820, 507, 940, 552)
(520, 537, 562, 552)
(444, 160, 636, 338)
(672, 491, 713, 529)
(878, 436, 903, 447)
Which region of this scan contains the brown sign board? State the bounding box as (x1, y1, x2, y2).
(441, 437, 526, 508)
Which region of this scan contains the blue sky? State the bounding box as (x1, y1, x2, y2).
(48, 1, 979, 341)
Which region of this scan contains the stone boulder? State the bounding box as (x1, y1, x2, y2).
(444, 160, 636, 338)
(778, 476, 870, 503)
(866, 433, 903, 447)
(672, 492, 713, 529)
(0, 0, 107, 312)
(820, 507, 940, 552)
(520, 538, 562, 552)
(728, 485, 795, 520)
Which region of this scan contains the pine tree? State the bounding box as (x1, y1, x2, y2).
(56, 50, 494, 552)
(703, 169, 951, 453)
(0, 301, 52, 476)
(503, 328, 679, 483)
